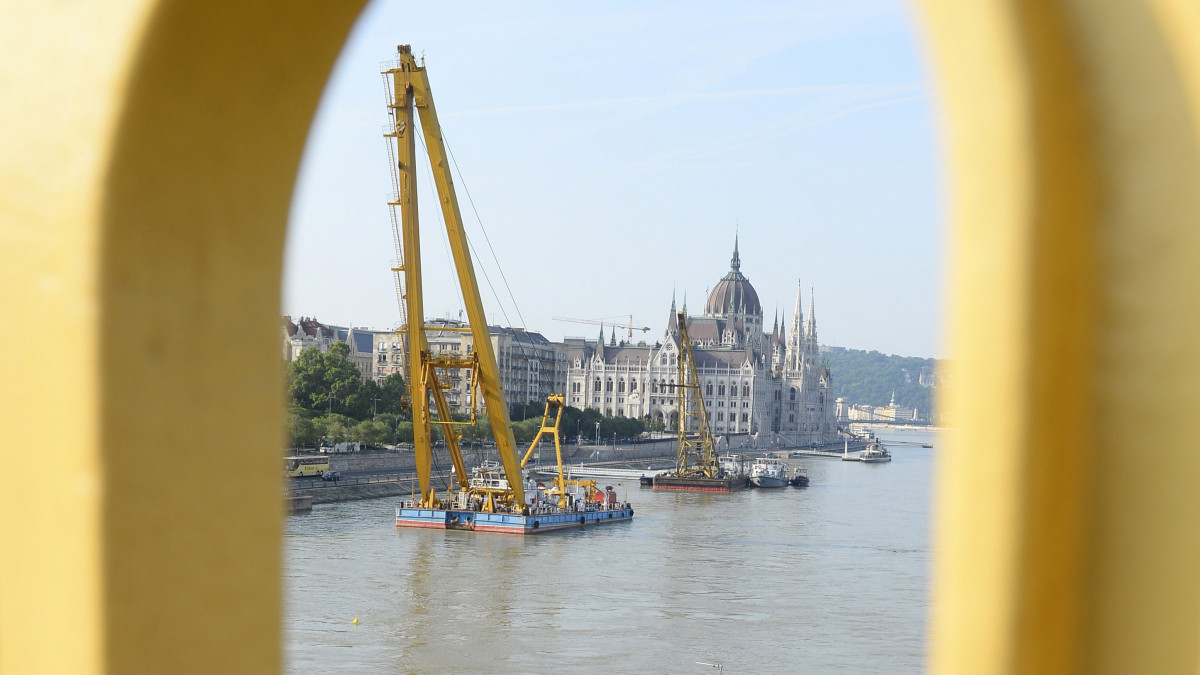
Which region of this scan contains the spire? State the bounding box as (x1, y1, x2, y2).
(598, 323, 605, 345)
(807, 287, 817, 339)
(730, 231, 741, 272)
(785, 280, 804, 375)
(610, 326, 617, 346)
(667, 289, 679, 337)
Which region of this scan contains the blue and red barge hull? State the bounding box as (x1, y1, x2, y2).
(396, 505, 633, 535)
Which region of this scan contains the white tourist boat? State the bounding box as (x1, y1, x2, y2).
(856, 438, 892, 463)
(719, 453, 747, 477)
(748, 457, 789, 488)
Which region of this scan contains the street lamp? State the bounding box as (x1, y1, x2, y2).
(372, 396, 381, 421)
(595, 421, 600, 448)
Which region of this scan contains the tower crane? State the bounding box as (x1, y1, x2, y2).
(553, 315, 650, 341)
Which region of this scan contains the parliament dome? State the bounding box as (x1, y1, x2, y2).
(704, 238, 762, 317)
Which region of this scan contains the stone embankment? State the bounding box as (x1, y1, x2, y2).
(287, 436, 854, 508)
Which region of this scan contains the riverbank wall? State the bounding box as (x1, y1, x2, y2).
(288, 435, 860, 509)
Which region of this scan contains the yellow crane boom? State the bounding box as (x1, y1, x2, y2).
(673, 310, 719, 477)
(384, 44, 524, 507)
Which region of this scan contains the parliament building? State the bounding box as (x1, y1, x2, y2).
(564, 238, 838, 445)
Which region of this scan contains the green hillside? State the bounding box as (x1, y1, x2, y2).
(820, 348, 942, 420)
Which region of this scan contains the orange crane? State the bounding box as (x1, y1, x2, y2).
(553, 315, 650, 341)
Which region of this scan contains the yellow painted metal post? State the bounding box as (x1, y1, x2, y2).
(918, 0, 1200, 672)
(5, 4, 1200, 674)
(0, 2, 363, 671)
(390, 53, 435, 505)
(401, 50, 526, 507)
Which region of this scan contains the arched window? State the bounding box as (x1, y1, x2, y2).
(743, 384, 750, 397)
(605, 378, 613, 392)
(718, 383, 726, 396)
(618, 380, 625, 393)
(594, 378, 601, 391)
(705, 383, 713, 395)
(790, 387, 796, 401)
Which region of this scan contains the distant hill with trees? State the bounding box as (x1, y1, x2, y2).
(820, 348, 943, 420)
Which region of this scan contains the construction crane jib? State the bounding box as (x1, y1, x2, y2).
(383, 45, 525, 508)
(674, 311, 720, 478)
(553, 315, 650, 341)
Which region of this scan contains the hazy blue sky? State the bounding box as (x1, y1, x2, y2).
(284, 0, 945, 357)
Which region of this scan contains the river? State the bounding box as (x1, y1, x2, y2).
(284, 428, 936, 673)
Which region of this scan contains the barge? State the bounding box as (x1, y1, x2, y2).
(652, 474, 748, 492)
(396, 458, 634, 536)
(396, 501, 633, 534)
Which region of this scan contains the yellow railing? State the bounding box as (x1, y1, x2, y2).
(2, 1, 1199, 672)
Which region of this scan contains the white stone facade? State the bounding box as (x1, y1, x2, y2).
(564, 239, 838, 446)
(372, 319, 566, 414)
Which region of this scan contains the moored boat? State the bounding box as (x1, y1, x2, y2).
(748, 457, 788, 488)
(789, 466, 810, 487)
(852, 438, 892, 463)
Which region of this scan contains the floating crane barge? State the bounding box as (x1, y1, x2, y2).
(653, 311, 749, 492)
(383, 45, 631, 534)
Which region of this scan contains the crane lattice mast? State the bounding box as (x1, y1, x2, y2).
(382, 44, 525, 508)
(674, 311, 719, 477)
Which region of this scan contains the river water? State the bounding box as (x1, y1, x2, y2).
(284, 428, 936, 673)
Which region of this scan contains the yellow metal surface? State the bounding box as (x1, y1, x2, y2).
(673, 312, 719, 478)
(385, 46, 525, 507)
(519, 395, 567, 506)
(0, 1, 363, 671)
(919, 0, 1200, 672)
(5, 3, 1200, 673)
(390, 53, 435, 504)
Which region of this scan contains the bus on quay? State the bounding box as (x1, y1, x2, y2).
(285, 455, 330, 478)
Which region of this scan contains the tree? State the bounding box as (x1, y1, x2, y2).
(287, 409, 319, 449)
(313, 413, 353, 447)
(288, 342, 370, 418)
(353, 419, 390, 446)
(378, 372, 408, 418)
(819, 348, 942, 418)
(394, 422, 414, 444)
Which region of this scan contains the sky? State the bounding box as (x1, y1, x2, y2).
(283, 0, 945, 358)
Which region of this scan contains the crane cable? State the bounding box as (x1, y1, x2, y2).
(414, 125, 540, 416)
(441, 132, 541, 379)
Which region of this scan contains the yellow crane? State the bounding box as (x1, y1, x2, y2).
(383, 44, 525, 508)
(673, 310, 720, 478)
(553, 315, 650, 341)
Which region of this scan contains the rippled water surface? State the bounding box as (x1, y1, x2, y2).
(285, 429, 936, 673)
